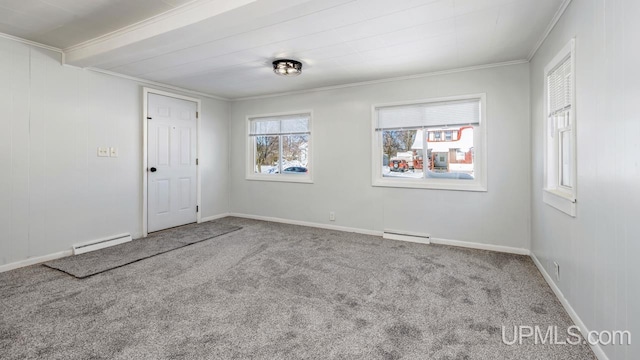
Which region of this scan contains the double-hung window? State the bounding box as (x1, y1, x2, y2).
(543, 39, 576, 216)
(247, 112, 312, 183)
(372, 94, 487, 191)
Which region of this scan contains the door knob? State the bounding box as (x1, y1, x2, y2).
(150, 167, 157, 172)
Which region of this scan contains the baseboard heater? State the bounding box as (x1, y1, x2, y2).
(72, 233, 132, 255)
(383, 230, 431, 245)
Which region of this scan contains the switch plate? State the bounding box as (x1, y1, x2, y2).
(109, 147, 118, 157)
(97, 147, 109, 157)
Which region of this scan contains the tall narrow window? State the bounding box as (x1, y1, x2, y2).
(544, 39, 576, 216)
(372, 94, 487, 191)
(247, 112, 312, 183)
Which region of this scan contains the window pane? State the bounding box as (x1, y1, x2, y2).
(445, 131, 452, 141)
(426, 127, 474, 180)
(254, 136, 279, 174)
(560, 130, 572, 187)
(382, 129, 423, 179)
(281, 135, 309, 174)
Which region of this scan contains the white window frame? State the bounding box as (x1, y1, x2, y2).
(245, 110, 313, 184)
(543, 39, 577, 216)
(371, 93, 487, 192)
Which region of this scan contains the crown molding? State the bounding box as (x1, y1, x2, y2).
(85, 67, 229, 101)
(0, 31, 227, 100)
(527, 0, 573, 61)
(0, 32, 63, 54)
(0, 31, 530, 102)
(232, 59, 529, 101)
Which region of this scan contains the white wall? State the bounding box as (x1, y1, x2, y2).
(530, 1, 639, 359)
(230, 63, 531, 250)
(0, 36, 230, 267)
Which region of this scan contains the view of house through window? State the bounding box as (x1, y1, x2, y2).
(249, 113, 311, 177)
(375, 97, 481, 185)
(382, 127, 475, 180)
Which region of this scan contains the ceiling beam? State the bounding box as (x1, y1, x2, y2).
(63, 0, 257, 67)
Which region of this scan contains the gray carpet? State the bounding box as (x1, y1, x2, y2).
(0, 217, 595, 359)
(42, 221, 241, 278)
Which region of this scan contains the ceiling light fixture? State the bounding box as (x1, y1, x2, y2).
(272, 59, 302, 76)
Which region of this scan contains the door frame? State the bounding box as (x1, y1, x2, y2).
(142, 87, 202, 237)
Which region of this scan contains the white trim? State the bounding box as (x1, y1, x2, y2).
(87, 67, 228, 101)
(371, 93, 487, 192)
(372, 178, 487, 192)
(63, 0, 256, 64)
(0, 32, 64, 54)
(0, 32, 527, 102)
(527, 0, 574, 61)
(543, 39, 577, 217)
(245, 175, 314, 184)
(0, 250, 73, 273)
(531, 253, 609, 360)
(142, 87, 202, 237)
(543, 190, 577, 216)
(229, 213, 531, 255)
(233, 60, 528, 101)
(245, 110, 314, 183)
(200, 213, 231, 223)
(228, 213, 383, 236)
(431, 237, 530, 256)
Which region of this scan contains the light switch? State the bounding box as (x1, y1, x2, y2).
(97, 147, 109, 157)
(109, 147, 119, 157)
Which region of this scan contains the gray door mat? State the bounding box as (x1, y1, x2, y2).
(43, 221, 241, 278)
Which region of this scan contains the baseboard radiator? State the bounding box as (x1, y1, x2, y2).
(72, 233, 132, 255)
(383, 230, 431, 244)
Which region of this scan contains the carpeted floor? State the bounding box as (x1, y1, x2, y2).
(0, 217, 595, 359)
(43, 221, 242, 278)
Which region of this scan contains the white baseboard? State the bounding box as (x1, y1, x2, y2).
(531, 253, 609, 360)
(200, 213, 231, 223)
(431, 237, 530, 255)
(228, 213, 383, 236)
(0, 250, 73, 273)
(228, 213, 531, 256)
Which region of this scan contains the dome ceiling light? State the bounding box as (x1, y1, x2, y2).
(272, 59, 302, 76)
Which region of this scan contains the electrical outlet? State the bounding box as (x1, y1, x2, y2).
(554, 261, 560, 281)
(329, 211, 336, 221)
(109, 147, 119, 157)
(97, 147, 109, 157)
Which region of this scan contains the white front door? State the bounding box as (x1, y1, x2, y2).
(147, 93, 197, 233)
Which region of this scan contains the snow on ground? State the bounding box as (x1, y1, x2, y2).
(257, 160, 307, 174)
(382, 166, 424, 178)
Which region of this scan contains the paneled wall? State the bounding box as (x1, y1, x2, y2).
(230, 63, 531, 251)
(0, 37, 230, 266)
(530, 0, 640, 359)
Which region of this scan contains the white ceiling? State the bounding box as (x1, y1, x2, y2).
(0, 0, 564, 99)
(0, 0, 195, 48)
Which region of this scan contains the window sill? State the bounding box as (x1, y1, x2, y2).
(372, 178, 487, 192)
(246, 174, 313, 184)
(543, 189, 576, 217)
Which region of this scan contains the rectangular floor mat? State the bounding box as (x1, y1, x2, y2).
(43, 221, 241, 278)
